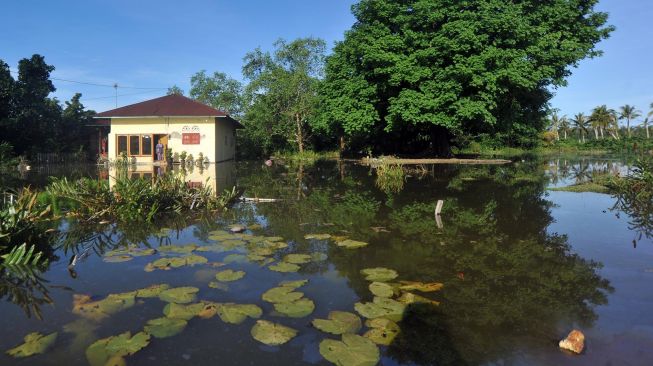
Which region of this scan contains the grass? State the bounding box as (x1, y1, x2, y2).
(272, 150, 340, 162)
(549, 182, 611, 194)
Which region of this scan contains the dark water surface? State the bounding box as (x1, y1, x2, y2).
(1, 157, 652, 365)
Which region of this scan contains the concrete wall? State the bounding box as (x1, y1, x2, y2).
(108, 117, 235, 164)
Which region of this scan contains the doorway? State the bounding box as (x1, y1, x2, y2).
(154, 134, 168, 162)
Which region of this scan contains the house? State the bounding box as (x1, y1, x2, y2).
(95, 94, 242, 164)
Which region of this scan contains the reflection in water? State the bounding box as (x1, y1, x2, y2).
(0, 158, 624, 365)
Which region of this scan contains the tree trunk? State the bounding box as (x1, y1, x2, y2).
(627, 119, 631, 138)
(647, 125, 650, 139)
(430, 125, 452, 157)
(295, 113, 304, 154)
(339, 135, 346, 156)
(564, 130, 567, 140)
(600, 127, 604, 139)
(594, 128, 599, 139)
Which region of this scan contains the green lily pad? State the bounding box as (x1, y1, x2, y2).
(184, 254, 209, 266)
(215, 269, 246, 282)
(208, 281, 229, 291)
(354, 297, 406, 321)
(336, 239, 368, 249)
(163, 302, 206, 320)
(158, 287, 199, 304)
(262, 286, 304, 303)
(265, 236, 284, 242)
(128, 248, 156, 257)
(223, 253, 248, 264)
(368, 282, 396, 298)
(279, 279, 308, 289)
(273, 298, 315, 318)
(269, 262, 300, 273)
(136, 284, 171, 298)
(247, 253, 268, 261)
(319, 334, 380, 366)
(250, 320, 297, 346)
(144, 257, 186, 272)
(305, 233, 332, 240)
(360, 267, 398, 282)
(158, 244, 197, 254)
(103, 255, 133, 263)
(398, 281, 444, 293)
(216, 303, 263, 324)
(283, 254, 312, 264)
(72, 292, 136, 321)
(311, 252, 328, 262)
(363, 318, 400, 346)
(86, 331, 150, 366)
(312, 311, 362, 335)
(144, 317, 187, 338)
(396, 292, 440, 306)
(221, 240, 247, 250)
(6, 332, 57, 358)
(249, 247, 274, 256)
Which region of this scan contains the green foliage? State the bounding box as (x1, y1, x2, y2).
(610, 157, 653, 238)
(375, 164, 405, 194)
(190, 70, 243, 116)
(321, 0, 613, 155)
(166, 85, 184, 96)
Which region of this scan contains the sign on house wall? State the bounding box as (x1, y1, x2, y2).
(182, 125, 200, 145)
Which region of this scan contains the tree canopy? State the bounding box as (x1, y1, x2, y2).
(189, 71, 243, 116)
(320, 0, 614, 155)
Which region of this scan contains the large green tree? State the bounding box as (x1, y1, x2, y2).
(189, 70, 243, 116)
(321, 0, 613, 156)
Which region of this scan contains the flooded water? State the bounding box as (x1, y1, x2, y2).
(1, 157, 652, 365)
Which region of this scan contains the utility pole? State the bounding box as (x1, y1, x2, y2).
(113, 83, 118, 107)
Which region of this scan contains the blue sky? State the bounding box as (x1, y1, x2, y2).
(1, 0, 651, 123)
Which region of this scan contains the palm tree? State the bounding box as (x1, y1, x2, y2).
(590, 105, 613, 140)
(620, 104, 642, 138)
(571, 113, 590, 143)
(559, 117, 571, 140)
(642, 117, 650, 139)
(548, 113, 565, 140)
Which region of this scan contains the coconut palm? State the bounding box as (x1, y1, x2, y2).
(620, 104, 642, 138)
(642, 117, 650, 139)
(590, 105, 612, 139)
(571, 113, 590, 143)
(559, 117, 571, 140)
(548, 113, 565, 140)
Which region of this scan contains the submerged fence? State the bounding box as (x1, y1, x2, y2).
(32, 152, 89, 164)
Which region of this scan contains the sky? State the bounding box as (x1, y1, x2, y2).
(1, 0, 651, 123)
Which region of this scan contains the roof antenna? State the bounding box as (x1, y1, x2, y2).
(113, 83, 118, 107)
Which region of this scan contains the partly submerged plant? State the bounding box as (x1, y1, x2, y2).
(375, 163, 405, 194)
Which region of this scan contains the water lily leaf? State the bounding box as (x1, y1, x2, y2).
(311, 252, 328, 262)
(248, 223, 263, 230)
(136, 284, 171, 298)
(223, 253, 248, 264)
(312, 311, 361, 335)
(163, 302, 206, 320)
(62, 319, 99, 354)
(158, 287, 199, 304)
(305, 233, 332, 240)
(354, 297, 405, 321)
(208, 261, 226, 268)
(6, 332, 57, 358)
(247, 253, 267, 261)
(396, 292, 440, 306)
(208, 229, 231, 236)
(145, 257, 186, 272)
(273, 298, 315, 318)
(144, 317, 187, 338)
(216, 303, 263, 324)
(368, 282, 396, 298)
(158, 244, 197, 254)
(283, 254, 312, 264)
(279, 279, 308, 289)
(265, 236, 284, 242)
(86, 332, 150, 366)
(215, 269, 246, 282)
(360, 267, 398, 282)
(259, 258, 275, 267)
(398, 281, 444, 293)
(249, 247, 274, 256)
(319, 334, 380, 366)
(221, 240, 247, 250)
(184, 254, 208, 266)
(269, 262, 300, 273)
(336, 239, 368, 249)
(128, 248, 156, 257)
(73, 292, 136, 321)
(363, 318, 400, 346)
(250, 320, 297, 346)
(262, 286, 304, 303)
(103, 255, 133, 263)
(208, 281, 229, 291)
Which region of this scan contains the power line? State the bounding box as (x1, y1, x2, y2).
(82, 89, 163, 101)
(8, 69, 167, 90)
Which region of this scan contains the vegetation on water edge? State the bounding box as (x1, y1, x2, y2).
(609, 158, 653, 238)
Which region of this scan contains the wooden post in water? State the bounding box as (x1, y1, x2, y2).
(435, 200, 444, 229)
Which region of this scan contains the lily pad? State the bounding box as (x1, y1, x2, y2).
(223, 253, 248, 263)
(136, 284, 170, 298)
(273, 298, 315, 318)
(363, 318, 400, 346)
(216, 303, 263, 324)
(184, 254, 209, 266)
(158, 244, 197, 254)
(396, 292, 440, 306)
(398, 281, 444, 293)
(163, 302, 206, 320)
(215, 269, 246, 282)
(158, 287, 199, 304)
(262, 286, 304, 303)
(86, 331, 150, 366)
(128, 248, 156, 257)
(360, 267, 398, 282)
(73, 293, 136, 321)
(305, 233, 332, 240)
(265, 236, 284, 242)
(247, 253, 268, 261)
(144, 317, 187, 338)
(368, 282, 396, 298)
(144, 257, 186, 272)
(312, 311, 362, 335)
(336, 239, 368, 249)
(269, 262, 300, 273)
(103, 255, 133, 263)
(279, 279, 308, 289)
(221, 240, 247, 250)
(6, 332, 57, 358)
(283, 254, 312, 264)
(208, 281, 229, 291)
(311, 252, 328, 262)
(250, 320, 297, 346)
(354, 297, 405, 321)
(319, 334, 380, 366)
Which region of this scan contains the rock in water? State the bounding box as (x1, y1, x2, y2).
(230, 225, 246, 233)
(559, 329, 585, 354)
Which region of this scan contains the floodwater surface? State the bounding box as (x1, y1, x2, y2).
(0, 157, 652, 365)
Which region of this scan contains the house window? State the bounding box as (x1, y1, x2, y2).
(129, 136, 140, 156)
(117, 136, 128, 154)
(142, 135, 152, 155)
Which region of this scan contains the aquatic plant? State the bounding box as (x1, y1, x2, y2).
(610, 157, 653, 238)
(375, 163, 405, 194)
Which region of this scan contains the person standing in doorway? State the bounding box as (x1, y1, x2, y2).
(155, 140, 164, 161)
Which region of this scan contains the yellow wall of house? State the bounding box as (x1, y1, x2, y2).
(107, 117, 235, 163)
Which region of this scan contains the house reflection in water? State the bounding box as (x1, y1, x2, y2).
(107, 160, 236, 195)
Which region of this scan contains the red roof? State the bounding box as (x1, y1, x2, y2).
(96, 94, 229, 118)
